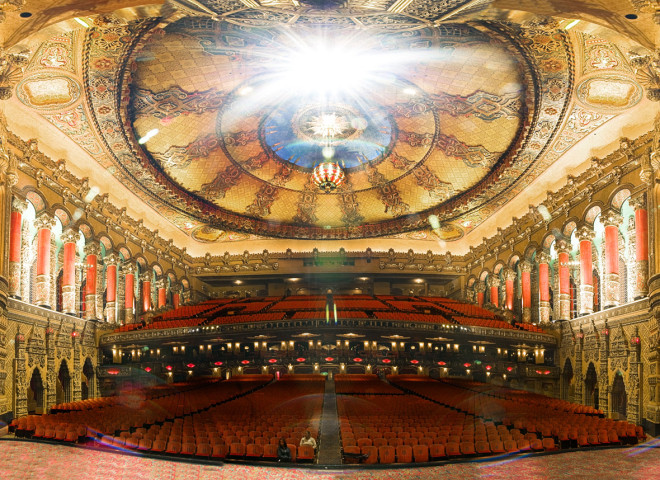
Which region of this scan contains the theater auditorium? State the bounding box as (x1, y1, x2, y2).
(0, 0, 659, 479)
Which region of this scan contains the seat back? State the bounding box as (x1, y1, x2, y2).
(396, 445, 413, 463)
(412, 444, 429, 462)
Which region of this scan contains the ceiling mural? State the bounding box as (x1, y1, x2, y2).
(8, 2, 647, 245)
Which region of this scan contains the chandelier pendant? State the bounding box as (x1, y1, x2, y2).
(311, 161, 346, 192)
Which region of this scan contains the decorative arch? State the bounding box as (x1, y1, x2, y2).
(542, 233, 556, 250)
(116, 244, 132, 261)
(75, 221, 94, 241)
(165, 270, 177, 284)
(609, 185, 633, 210)
(583, 202, 604, 225)
(97, 234, 114, 254)
(22, 187, 47, 213)
(466, 276, 477, 288)
(180, 277, 191, 290)
(562, 218, 579, 237)
(150, 262, 164, 277)
(134, 255, 148, 270)
(52, 205, 72, 228)
(524, 243, 539, 260)
(479, 270, 490, 281)
(493, 261, 506, 274)
(507, 253, 522, 267)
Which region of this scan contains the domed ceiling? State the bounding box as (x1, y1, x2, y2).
(130, 19, 529, 239)
(10, 0, 650, 248)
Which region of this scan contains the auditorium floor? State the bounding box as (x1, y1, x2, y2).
(1, 438, 659, 480)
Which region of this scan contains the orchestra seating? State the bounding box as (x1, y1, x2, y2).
(337, 375, 644, 464)
(10, 375, 324, 463)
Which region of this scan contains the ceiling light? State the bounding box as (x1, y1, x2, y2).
(238, 86, 253, 95)
(312, 161, 345, 193)
(138, 129, 159, 144)
(403, 87, 417, 95)
(564, 19, 580, 30)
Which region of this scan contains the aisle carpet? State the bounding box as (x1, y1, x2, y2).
(1, 438, 658, 480)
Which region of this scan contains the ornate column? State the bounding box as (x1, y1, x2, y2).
(140, 271, 152, 313)
(487, 275, 500, 308)
(117, 268, 125, 324)
(104, 253, 119, 323)
(156, 279, 167, 309)
(74, 262, 83, 317)
(503, 268, 515, 310)
(8, 197, 27, 297)
(475, 281, 485, 307)
(123, 263, 136, 324)
(14, 330, 27, 418)
(577, 226, 595, 315)
(602, 209, 623, 308)
(45, 325, 56, 411)
(556, 239, 571, 320)
(629, 195, 649, 299)
(60, 228, 80, 315)
(72, 333, 81, 402)
(84, 242, 100, 320)
(172, 285, 181, 310)
(538, 251, 551, 323)
(520, 261, 532, 322)
(34, 213, 56, 307)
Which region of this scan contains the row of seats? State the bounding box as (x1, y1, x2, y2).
(338, 376, 645, 464)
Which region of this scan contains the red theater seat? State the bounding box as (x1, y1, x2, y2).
(412, 444, 429, 462)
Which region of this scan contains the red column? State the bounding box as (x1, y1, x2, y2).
(504, 268, 516, 311)
(104, 253, 119, 323)
(60, 229, 80, 314)
(521, 261, 532, 322)
(8, 198, 27, 297)
(157, 280, 167, 309)
(84, 242, 100, 320)
(173, 290, 181, 310)
(34, 214, 55, 307)
(630, 195, 649, 298)
(488, 276, 500, 308)
(140, 272, 152, 313)
(123, 263, 136, 324)
(577, 226, 594, 315)
(556, 239, 570, 320)
(602, 210, 622, 308)
(537, 252, 551, 323)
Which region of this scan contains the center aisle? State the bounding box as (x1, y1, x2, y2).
(316, 377, 342, 465)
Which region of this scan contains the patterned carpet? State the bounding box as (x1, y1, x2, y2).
(1, 438, 659, 480)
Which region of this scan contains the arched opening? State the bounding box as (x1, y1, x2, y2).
(28, 368, 44, 414)
(56, 360, 72, 404)
(561, 358, 573, 401)
(82, 358, 95, 401)
(611, 372, 627, 420)
(584, 362, 598, 409)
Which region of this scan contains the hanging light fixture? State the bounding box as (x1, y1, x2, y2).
(312, 161, 345, 192)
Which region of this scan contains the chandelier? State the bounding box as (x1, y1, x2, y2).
(311, 161, 345, 192)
